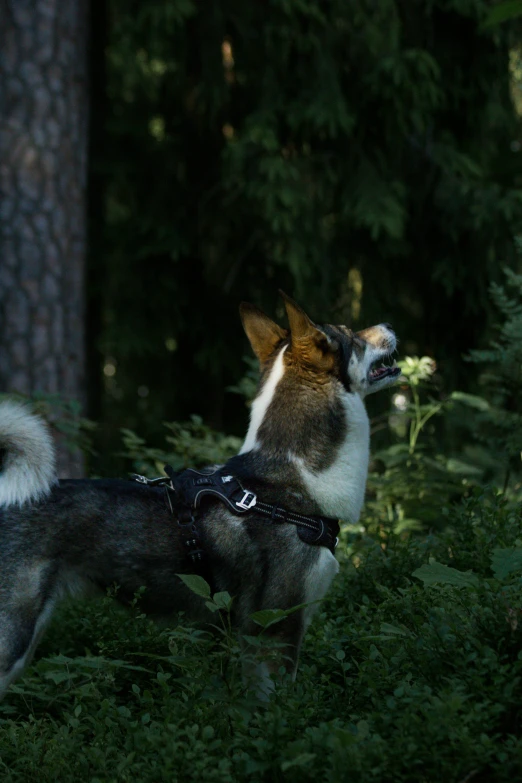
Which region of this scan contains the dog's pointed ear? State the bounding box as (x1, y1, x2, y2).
(279, 290, 336, 369)
(240, 302, 287, 364)
(279, 291, 316, 339)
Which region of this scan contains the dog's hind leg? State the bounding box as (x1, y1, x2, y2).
(0, 562, 58, 699)
(0, 600, 57, 699)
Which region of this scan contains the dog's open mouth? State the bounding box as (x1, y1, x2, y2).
(368, 359, 401, 385)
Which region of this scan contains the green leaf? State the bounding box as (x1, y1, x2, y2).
(491, 548, 522, 580)
(250, 609, 289, 629)
(393, 518, 424, 534)
(281, 753, 317, 772)
(250, 602, 311, 629)
(449, 391, 490, 411)
(356, 720, 370, 739)
(445, 458, 484, 477)
(212, 591, 233, 611)
(412, 560, 479, 588)
(176, 574, 211, 598)
(42, 671, 76, 685)
(379, 623, 411, 637)
(481, 0, 522, 29)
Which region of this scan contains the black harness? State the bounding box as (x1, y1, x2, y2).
(131, 465, 339, 584)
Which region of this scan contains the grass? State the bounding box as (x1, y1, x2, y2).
(2, 488, 522, 782)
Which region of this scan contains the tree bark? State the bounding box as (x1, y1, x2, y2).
(0, 0, 89, 477)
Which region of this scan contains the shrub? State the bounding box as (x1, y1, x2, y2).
(2, 490, 522, 781)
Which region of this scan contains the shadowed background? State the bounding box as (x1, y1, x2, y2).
(0, 0, 521, 475)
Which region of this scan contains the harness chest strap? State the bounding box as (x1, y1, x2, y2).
(162, 465, 339, 552)
(131, 466, 340, 579)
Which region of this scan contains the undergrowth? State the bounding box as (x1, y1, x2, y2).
(1, 489, 522, 782)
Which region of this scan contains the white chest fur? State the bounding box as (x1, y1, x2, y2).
(292, 391, 370, 524)
(303, 547, 340, 630)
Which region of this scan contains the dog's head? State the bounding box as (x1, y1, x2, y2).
(240, 291, 400, 399)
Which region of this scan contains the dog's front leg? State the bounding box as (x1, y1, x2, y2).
(241, 611, 304, 700)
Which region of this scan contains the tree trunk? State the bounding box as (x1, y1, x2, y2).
(0, 0, 89, 477)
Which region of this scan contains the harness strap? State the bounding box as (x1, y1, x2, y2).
(176, 507, 214, 588)
(131, 465, 340, 584)
(251, 501, 339, 552)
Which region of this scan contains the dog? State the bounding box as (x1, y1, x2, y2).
(0, 292, 400, 698)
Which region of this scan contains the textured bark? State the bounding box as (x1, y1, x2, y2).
(0, 0, 89, 477)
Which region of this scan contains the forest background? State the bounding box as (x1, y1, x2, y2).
(2, 0, 522, 478)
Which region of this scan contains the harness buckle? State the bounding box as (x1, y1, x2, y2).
(236, 490, 257, 511)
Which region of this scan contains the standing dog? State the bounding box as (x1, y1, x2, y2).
(0, 293, 400, 698)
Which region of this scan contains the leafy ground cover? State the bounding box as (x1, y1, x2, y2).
(2, 489, 522, 782)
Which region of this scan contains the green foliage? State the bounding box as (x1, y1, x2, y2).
(175, 573, 212, 599)
(365, 356, 477, 532)
(451, 266, 522, 491)
(226, 356, 259, 405)
(412, 559, 480, 587)
(121, 415, 241, 476)
(90, 0, 522, 463)
(4, 490, 522, 780)
(491, 547, 522, 580)
(482, 0, 522, 28)
(30, 394, 97, 458)
(365, 257, 522, 528)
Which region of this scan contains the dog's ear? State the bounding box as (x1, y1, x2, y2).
(279, 290, 336, 370)
(279, 291, 317, 339)
(240, 303, 287, 364)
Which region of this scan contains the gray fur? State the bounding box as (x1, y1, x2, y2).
(0, 303, 400, 698)
(0, 477, 319, 698)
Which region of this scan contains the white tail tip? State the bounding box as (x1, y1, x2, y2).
(0, 400, 57, 507)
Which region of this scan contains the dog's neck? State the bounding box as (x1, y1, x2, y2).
(236, 346, 370, 524)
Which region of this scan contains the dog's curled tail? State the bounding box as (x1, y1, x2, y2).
(0, 400, 56, 507)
